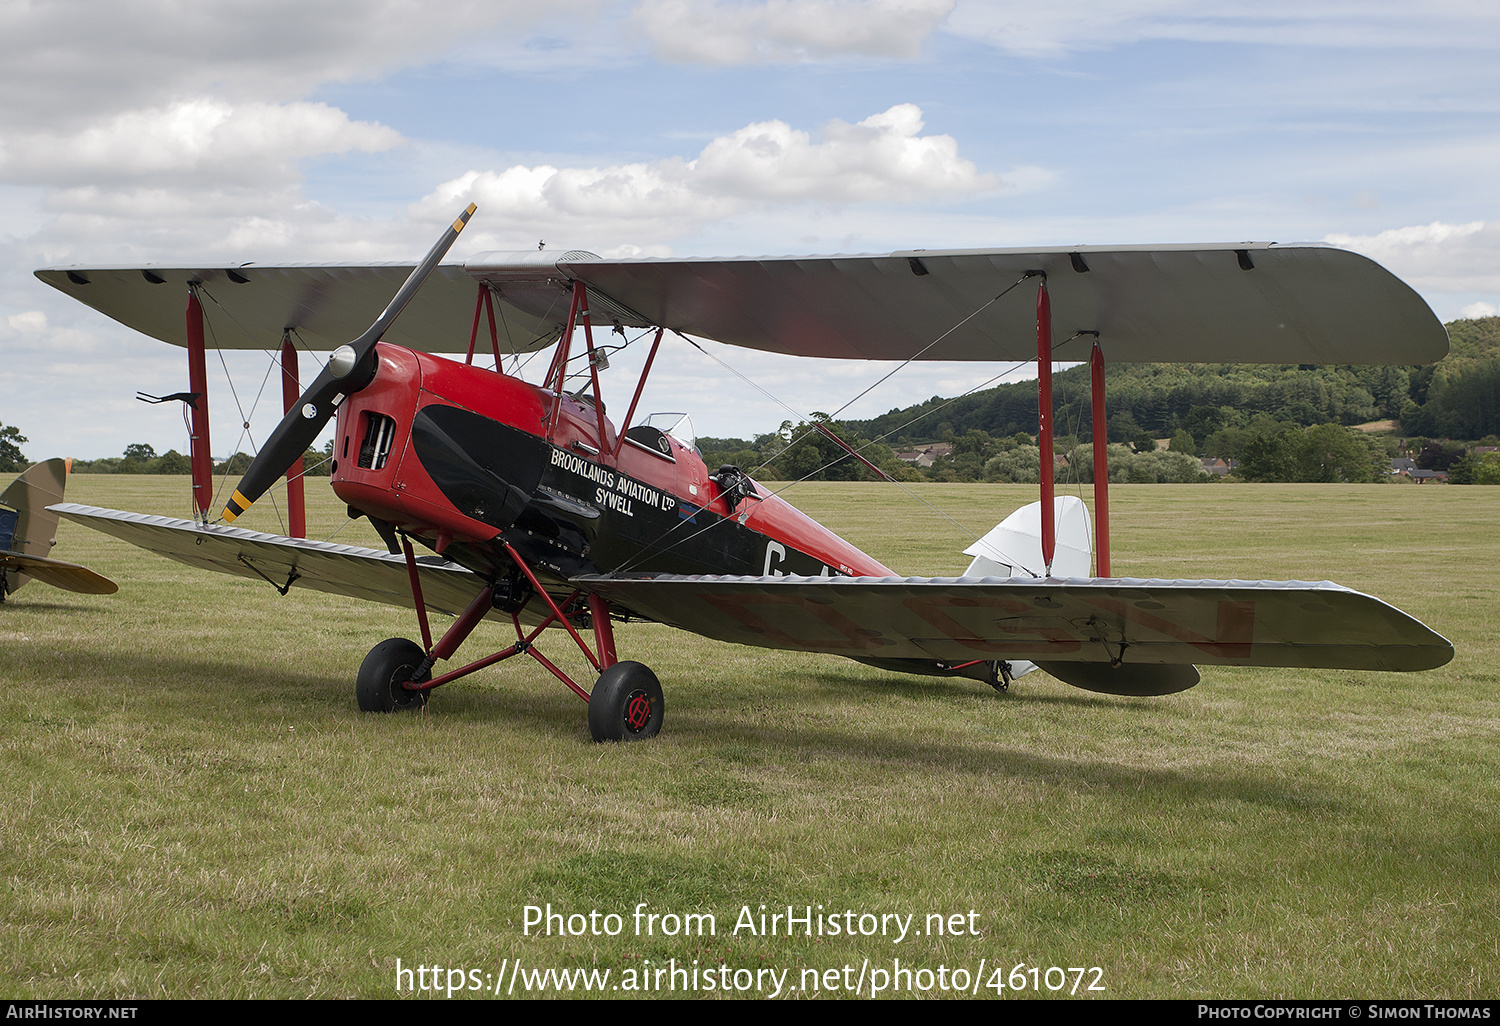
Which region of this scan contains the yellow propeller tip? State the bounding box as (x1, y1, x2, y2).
(223, 490, 252, 523)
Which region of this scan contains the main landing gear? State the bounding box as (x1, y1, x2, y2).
(359, 536, 663, 742)
(356, 638, 430, 712)
(587, 661, 665, 741)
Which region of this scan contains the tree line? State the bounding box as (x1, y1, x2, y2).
(6, 318, 1497, 486)
(66, 443, 331, 477)
(698, 317, 1500, 486)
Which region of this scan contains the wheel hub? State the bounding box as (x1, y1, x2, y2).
(623, 689, 653, 732)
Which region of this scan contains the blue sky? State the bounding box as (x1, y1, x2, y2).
(3, 1, 1498, 463)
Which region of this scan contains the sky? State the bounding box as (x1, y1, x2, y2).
(3, 0, 1498, 462)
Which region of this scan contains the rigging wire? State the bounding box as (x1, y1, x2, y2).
(181, 268, 1070, 570)
(196, 287, 265, 517)
(663, 306, 1054, 549)
(1053, 331, 1093, 502)
(692, 271, 1041, 479)
(193, 286, 350, 534)
(612, 275, 1043, 574)
(823, 272, 1038, 423)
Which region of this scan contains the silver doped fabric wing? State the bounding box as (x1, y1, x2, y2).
(39, 241, 1446, 365)
(32, 263, 564, 354)
(577, 573, 1454, 672)
(540, 243, 1449, 365)
(50, 504, 495, 618)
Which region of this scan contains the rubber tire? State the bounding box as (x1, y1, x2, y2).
(588, 661, 664, 742)
(356, 638, 429, 712)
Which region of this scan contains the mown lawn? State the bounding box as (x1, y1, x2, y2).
(1, 475, 1493, 998)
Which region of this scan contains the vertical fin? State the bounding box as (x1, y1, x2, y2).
(0, 459, 68, 594)
(1, 458, 67, 556)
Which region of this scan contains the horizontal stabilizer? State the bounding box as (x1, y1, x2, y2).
(963, 496, 1091, 580)
(577, 573, 1452, 673)
(0, 551, 117, 595)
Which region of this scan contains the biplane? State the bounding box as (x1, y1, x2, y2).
(0, 459, 117, 602)
(36, 206, 1453, 740)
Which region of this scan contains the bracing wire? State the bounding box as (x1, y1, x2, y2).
(194, 287, 354, 536)
(612, 275, 1042, 574)
(671, 335, 1037, 550)
(715, 270, 1039, 478)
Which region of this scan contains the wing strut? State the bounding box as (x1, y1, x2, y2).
(612, 327, 665, 460)
(544, 281, 585, 441)
(1036, 286, 1114, 578)
(464, 283, 504, 371)
(1036, 281, 1055, 572)
(185, 288, 213, 522)
(1090, 338, 1111, 576)
(279, 334, 306, 539)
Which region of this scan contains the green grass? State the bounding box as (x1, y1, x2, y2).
(1, 476, 1495, 998)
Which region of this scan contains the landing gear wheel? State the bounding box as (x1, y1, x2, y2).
(588, 661, 664, 742)
(356, 638, 430, 712)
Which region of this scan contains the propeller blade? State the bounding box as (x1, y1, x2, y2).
(220, 204, 477, 524)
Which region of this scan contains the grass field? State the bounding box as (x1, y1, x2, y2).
(2, 475, 1495, 999)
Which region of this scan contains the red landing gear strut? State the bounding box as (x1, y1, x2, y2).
(353, 537, 663, 742)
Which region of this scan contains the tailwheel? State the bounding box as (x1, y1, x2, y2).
(356, 638, 430, 712)
(588, 661, 664, 742)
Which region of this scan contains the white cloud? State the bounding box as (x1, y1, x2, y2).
(1327, 219, 1486, 252)
(1458, 302, 1498, 320)
(1324, 220, 1500, 294)
(0, 1, 585, 134)
(694, 105, 998, 200)
(415, 105, 1002, 247)
(7, 311, 46, 334)
(0, 100, 402, 189)
(634, 0, 954, 63)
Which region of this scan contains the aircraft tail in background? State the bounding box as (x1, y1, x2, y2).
(1, 459, 117, 600)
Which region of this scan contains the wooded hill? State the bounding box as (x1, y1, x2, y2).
(699, 316, 1500, 484)
(847, 316, 1499, 449)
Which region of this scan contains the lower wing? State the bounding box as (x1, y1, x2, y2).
(578, 573, 1453, 674)
(51, 503, 486, 617)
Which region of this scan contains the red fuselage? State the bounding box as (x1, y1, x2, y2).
(327, 344, 894, 589)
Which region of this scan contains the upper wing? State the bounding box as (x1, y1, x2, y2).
(32, 263, 562, 354)
(514, 243, 1448, 364)
(577, 573, 1453, 673)
(39, 242, 1446, 365)
(51, 504, 496, 618)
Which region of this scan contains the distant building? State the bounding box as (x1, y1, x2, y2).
(893, 442, 954, 468)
